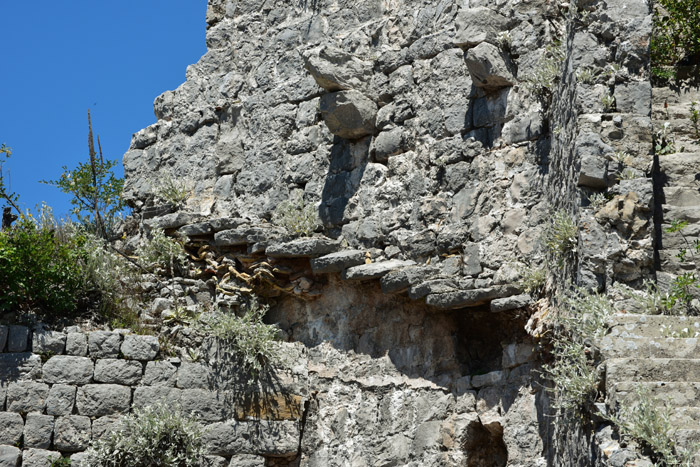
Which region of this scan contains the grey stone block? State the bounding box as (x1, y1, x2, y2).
(88, 331, 122, 358)
(66, 333, 88, 356)
(92, 416, 122, 441)
(310, 250, 365, 274)
(342, 260, 416, 281)
(6, 381, 49, 413)
(0, 326, 7, 352)
(76, 384, 131, 417)
(69, 452, 88, 467)
(465, 42, 514, 90)
(266, 237, 340, 258)
(31, 330, 66, 355)
(177, 362, 212, 389)
(228, 454, 265, 467)
(121, 334, 159, 361)
(54, 416, 91, 452)
(320, 90, 377, 140)
(203, 455, 228, 467)
(94, 359, 143, 385)
(180, 389, 224, 423)
(205, 420, 300, 457)
(0, 446, 20, 467)
(0, 353, 42, 381)
(490, 293, 532, 312)
(471, 370, 505, 388)
(42, 356, 93, 384)
(143, 361, 177, 386)
(132, 386, 181, 409)
(7, 326, 29, 352)
(21, 448, 62, 467)
(0, 412, 23, 445)
(23, 413, 54, 449)
(46, 384, 76, 416)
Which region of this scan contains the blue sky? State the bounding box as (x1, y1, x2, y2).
(1, 1, 207, 219)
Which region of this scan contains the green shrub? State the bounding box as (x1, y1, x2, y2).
(651, 0, 700, 79)
(542, 211, 577, 267)
(543, 288, 613, 412)
(82, 403, 207, 466)
(272, 196, 319, 237)
(611, 386, 696, 465)
(137, 229, 188, 277)
(197, 297, 279, 377)
(49, 456, 71, 467)
(525, 41, 565, 97)
(0, 217, 83, 314)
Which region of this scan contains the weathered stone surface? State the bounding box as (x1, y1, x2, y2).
(320, 90, 377, 140)
(144, 212, 203, 231)
(143, 361, 177, 386)
(266, 237, 339, 258)
(342, 260, 416, 281)
(121, 334, 159, 360)
(88, 331, 121, 358)
(7, 326, 29, 352)
(311, 249, 365, 274)
(380, 265, 435, 294)
(176, 362, 212, 389)
(132, 386, 181, 409)
(6, 381, 49, 413)
(302, 46, 373, 92)
(23, 413, 54, 449)
(180, 389, 224, 423)
(577, 132, 612, 188)
(471, 370, 506, 388)
(454, 7, 509, 47)
(177, 221, 213, 236)
(502, 343, 536, 368)
(91, 416, 122, 441)
(373, 128, 408, 162)
(31, 330, 66, 355)
(65, 332, 88, 356)
(54, 416, 91, 452)
(465, 42, 514, 89)
(76, 384, 131, 417)
(94, 359, 143, 385)
(42, 356, 93, 384)
(490, 293, 532, 312)
(21, 448, 62, 467)
(228, 454, 265, 467)
(0, 446, 20, 467)
(0, 413, 23, 445)
(205, 420, 299, 457)
(426, 284, 520, 309)
(46, 384, 76, 416)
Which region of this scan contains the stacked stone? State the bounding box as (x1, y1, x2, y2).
(0, 326, 304, 466)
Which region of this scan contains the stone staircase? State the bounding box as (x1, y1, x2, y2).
(599, 312, 700, 456)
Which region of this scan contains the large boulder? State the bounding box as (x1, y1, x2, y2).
(320, 90, 377, 139)
(465, 42, 515, 90)
(302, 46, 373, 92)
(454, 7, 509, 47)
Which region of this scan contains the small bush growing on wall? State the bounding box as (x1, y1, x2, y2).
(543, 210, 578, 267)
(83, 403, 207, 466)
(272, 196, 319, 237)
(651, 0, 700, 79)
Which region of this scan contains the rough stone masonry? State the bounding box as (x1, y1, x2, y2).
(0, 0, 666, 465)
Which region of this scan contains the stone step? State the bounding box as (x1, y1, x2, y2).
(606, 358, 700, 387)
(607, 314, 700, 339)
(599, 335, 700, 359)
(658, 152, 700, 187)
(609, 381, 700, 408)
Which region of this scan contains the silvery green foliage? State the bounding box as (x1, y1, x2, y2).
(543, 288, 614, 412)
(543, 211, 578, 267)
(150, 172, 191, 206)
(197, 298, 279, 378)
(137, 229, 188, 276)
(272, 197, 319, 237)
(82, 403, 207, 466)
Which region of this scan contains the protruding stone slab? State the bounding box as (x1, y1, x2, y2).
(310, 249, 365, 273)
(42, 356, 93, 384)
(320, 90, 377, 140)
(381, 265, 436, 294)
(144, 212, 203, 231)
(490, 293, 532, 312)
(177, 221, 213, 236)
(266, 237, 340, 258)
(465, 42, 514, 89)
(214, 226, 275, 247)
(426, 284, 520, 310)
(342, 260, 416, 281)
(121, 334, 159, 361)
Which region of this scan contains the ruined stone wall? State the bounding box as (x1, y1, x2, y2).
(0, 0, 669, 465)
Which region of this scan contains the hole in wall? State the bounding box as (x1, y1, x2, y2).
(465, 420, 508, 467)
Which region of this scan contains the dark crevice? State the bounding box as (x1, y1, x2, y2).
(465, 419, 508, 467)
